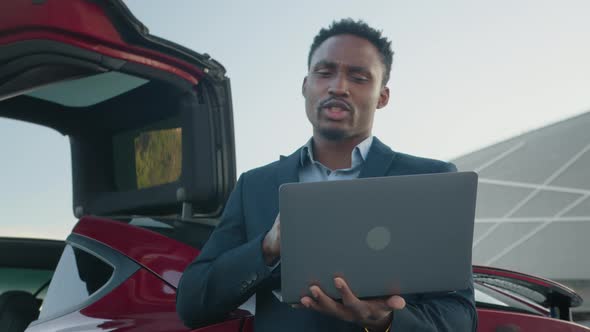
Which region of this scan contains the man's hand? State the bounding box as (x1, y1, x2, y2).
(300, 277, 405, 331)
(262, 214, 281, 265)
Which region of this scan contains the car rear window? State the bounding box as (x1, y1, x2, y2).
(25, 71, 148, 107)
(39, 245, 113, 320)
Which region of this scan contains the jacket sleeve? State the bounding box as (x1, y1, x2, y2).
(176, 173, 272, 328)
(389, 161, 477, 331)
(390, 283, 477, 331)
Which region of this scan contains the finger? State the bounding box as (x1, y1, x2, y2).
(302, 294, 340, 317)
(335, 278, 382, 321)
(309, 285, 344, 315)
(301, 295, 331, 314)
(385, 295, 406, 310)
(300, 296, 316, 309)
(334, 277, 365, 309)
(302, 295, 330, 316)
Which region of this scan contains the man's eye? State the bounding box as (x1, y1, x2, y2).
(351, 75, 369, 82)
(314, 70, 332, 77)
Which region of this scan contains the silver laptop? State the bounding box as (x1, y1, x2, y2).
(278, 171, 477, 304)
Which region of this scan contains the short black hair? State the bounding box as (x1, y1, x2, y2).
(307, 18, 394, 85)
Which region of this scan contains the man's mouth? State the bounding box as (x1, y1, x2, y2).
(322, 106, 349, 120)
(319, 99, 352, 121)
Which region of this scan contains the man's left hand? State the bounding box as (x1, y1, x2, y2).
(299, 277, 406, 331)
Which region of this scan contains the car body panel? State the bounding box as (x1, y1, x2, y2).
(0, 32, 199, 85)
(27, 268, 245, 332)
(73, 216, 198, 288)
(0, 0, 207, 84)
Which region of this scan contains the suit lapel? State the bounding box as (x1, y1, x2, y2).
(277, 148, 301, 186)
(358, 137, 397, 178)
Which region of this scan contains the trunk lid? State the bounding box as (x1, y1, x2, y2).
(0, 0, 236, 221)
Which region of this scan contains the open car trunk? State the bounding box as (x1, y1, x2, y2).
(0, 0, 236, 222)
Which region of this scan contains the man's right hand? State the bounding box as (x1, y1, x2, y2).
(262, 214, 281, 265)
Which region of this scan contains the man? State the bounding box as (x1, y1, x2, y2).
(177, 19, 477, 331)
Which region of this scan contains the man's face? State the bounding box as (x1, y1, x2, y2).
(303, 34, 389, 141)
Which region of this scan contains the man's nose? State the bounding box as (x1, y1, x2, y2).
(328, 74, 349, 97)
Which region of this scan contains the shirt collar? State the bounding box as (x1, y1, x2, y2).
(300, 136, 374, 169)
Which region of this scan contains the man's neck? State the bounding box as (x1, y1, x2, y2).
(312, 134, 369, 170)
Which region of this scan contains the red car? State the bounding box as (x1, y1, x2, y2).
(0, 1, 588, 331)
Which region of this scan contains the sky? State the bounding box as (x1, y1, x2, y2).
(1, 0, 589, 240)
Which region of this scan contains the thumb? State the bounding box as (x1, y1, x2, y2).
(386, 295, 406, 310)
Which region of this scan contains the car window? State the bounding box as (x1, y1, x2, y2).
(39, 245, 113, 319)
(475, 287, 509, 306)
(475, 283, 543, 315)
(0, 267, 53, 297)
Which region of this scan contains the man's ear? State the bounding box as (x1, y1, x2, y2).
(377, 86, 390, 109)
(302, 76, 308, 97)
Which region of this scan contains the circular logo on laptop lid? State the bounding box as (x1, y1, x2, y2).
(366, 226, 391, 251)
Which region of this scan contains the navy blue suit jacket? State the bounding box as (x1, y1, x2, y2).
(177, 137, 477, 331)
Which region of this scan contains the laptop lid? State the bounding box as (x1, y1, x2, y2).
(278, 171, 478, 304)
